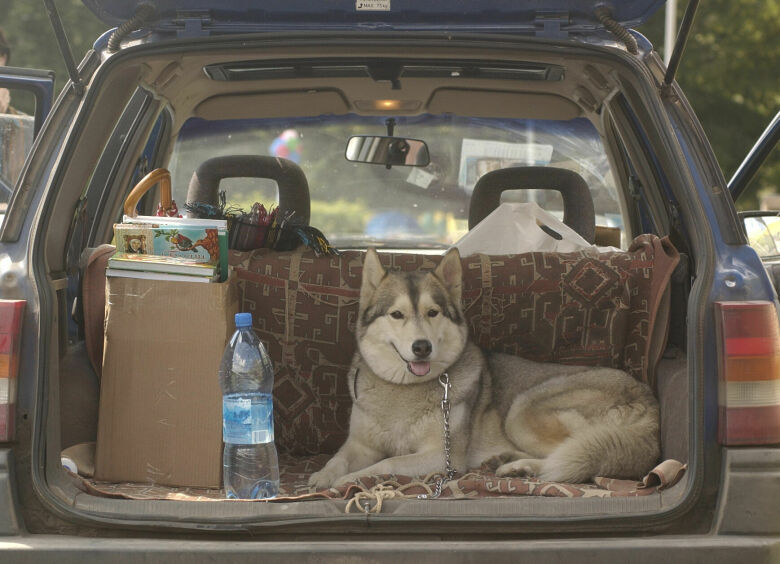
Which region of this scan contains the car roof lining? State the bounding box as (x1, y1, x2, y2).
(129, 45, 615, 135)
(193, 87, 583, 121)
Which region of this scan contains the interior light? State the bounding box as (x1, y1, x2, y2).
(353, 100, 421, 112)
(378, 100, 400, 110)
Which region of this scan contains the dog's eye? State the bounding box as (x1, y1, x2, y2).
(390, 311, 404, 319)
(427, 309, 439, 318)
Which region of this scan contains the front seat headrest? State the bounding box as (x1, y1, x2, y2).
(468, 166, 596, 244)
(186, 155, 310, 225)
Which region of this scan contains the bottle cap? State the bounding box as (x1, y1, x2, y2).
(235, 312, 253, 328)
(61, 456, 78, 474)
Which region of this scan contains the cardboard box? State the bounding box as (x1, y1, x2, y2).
(95, 276, 239, 488)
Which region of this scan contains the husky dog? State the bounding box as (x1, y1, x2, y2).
(308, 248, 660, 489)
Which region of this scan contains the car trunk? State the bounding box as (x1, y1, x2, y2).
(27, 32, 704, 534)
(53, 347, 690, 530)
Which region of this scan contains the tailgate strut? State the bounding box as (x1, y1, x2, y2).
(662, 0, 700, 89)
(42, 0, 84, 96)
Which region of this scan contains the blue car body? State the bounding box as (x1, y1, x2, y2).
(0, 0, 778, 561)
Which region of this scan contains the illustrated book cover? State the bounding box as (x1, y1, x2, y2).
(112, 220, 228, 281)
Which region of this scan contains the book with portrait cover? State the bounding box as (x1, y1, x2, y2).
(112, 221, 228, 281)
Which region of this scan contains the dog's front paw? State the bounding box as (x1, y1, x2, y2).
(332, 471, 365, 487)
(481, 451, 524, 472)
(495, 458, 543, 478)
(308, 459, 349, 490)
(308, 468, 339, 490)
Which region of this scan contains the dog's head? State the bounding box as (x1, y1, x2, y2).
(356, 247, 468, 384)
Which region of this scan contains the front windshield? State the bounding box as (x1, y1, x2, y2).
(169, 114, 622, 249)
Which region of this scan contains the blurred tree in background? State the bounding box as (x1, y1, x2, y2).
(0, 0, 777, 208)
(640, 0, 779, 208)
(0, 0, 105, 92)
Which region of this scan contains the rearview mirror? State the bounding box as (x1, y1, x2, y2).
(345, 136, 430, 167)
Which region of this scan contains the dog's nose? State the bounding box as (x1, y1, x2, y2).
(412, 339, 432, 358)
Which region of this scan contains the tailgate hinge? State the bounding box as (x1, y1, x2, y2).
(535, 12, 570, 39)
(174, 11, 212, 38)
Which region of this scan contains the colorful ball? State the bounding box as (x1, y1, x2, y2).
(270, 129, 302, 163)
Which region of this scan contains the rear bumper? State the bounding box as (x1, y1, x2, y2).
(1, 535, 779, 563)
(4, 448, 779, 550)
(716, 448, 780, 534)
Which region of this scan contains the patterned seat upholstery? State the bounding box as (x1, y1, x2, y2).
(229, 234, 679, 456)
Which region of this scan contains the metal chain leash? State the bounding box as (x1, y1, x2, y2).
(418, 372, 457, 500)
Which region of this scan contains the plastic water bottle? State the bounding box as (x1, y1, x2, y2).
(219, 312, 279, 499)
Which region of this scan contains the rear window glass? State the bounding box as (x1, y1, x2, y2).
(169, 115, 622, 249)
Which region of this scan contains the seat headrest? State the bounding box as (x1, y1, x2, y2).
(186, 155, 310, 225)
(468, 166, 596, 244)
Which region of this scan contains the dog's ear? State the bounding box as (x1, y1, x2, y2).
(434, 247, 462, 302)
(361, 248, 386, 302)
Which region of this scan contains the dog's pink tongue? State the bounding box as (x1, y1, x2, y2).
(409, 361, 431, 376)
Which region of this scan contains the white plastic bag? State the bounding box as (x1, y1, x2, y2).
(454, 202, 592, 256)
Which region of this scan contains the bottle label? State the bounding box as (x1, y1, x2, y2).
(222, 392, 275, 444)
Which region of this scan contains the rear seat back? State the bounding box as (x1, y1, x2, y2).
(229, 235, 679, 455)
(81, 235, 678, 456)
(81, 244, 115, 378)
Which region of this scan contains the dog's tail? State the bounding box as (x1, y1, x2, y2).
(538, 401, 661, 483)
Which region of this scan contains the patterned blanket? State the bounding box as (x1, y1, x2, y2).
(77, 453, 686, 509)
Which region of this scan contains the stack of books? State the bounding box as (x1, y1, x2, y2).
(106, 253, 219, 283)
(108, 216, 228, 283)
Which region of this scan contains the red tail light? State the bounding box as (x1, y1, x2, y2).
(0, 300, 25, 442)
(715, 301, 780, 445)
